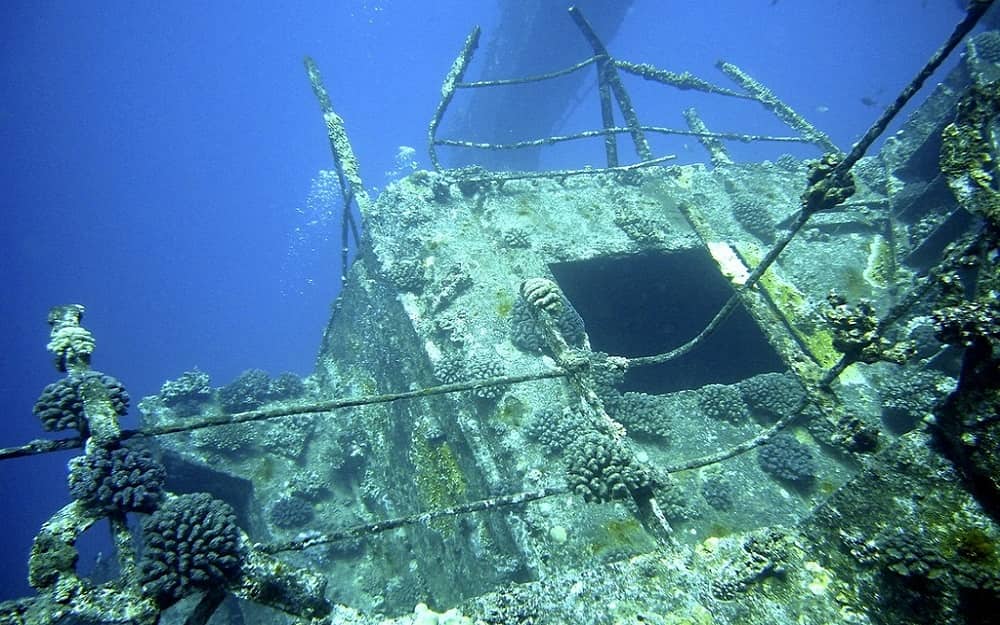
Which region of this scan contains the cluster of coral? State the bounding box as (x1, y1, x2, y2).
(11, 307, 335, 624)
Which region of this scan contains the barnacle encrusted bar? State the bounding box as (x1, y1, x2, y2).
(427, 25, 481, 170)
(683, 107, 733, 166)
(569, 6, 652, 162)
(304, 56, 367, 284)
(716, 60, 840, 154)
(304, 57, 371, 215)
(615, 59, 748, 97)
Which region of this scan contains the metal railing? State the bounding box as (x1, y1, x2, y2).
(426, 7, 836, 173)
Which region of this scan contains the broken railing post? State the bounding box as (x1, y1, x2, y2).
(428, 26, 481, 171)
(568, 6, 653, 162)
(683, 108, 732, 166)
(304, 56, 370, 284)
(596, 60, 619, 167)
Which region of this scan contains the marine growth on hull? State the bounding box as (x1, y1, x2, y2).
(5, 6, 1000, 625)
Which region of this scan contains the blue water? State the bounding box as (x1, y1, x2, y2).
(0, 0, 966, 603)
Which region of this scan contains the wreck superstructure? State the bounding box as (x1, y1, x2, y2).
(3, 5, 1000, 625)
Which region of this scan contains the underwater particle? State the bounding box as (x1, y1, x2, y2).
(697, 383, 749, 425)
(548, 525, 569, 544)
(757, 432, 817, 485)
(738, 372, 806, 422)
(269, 495, 315, 530)
(384, 145, 418, 181)
(731, 196, 777, 244)
(282, 169, 343, 296)
(140, 493, 244, 608)
(68, 445, 165, 514)
(33, 371, 130, 434)
(565, 431, 653, 503)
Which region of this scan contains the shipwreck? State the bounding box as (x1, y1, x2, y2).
(3, 4, 1000, 624)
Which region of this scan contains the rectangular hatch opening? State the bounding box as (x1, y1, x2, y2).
(550, 250, 784, 394)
